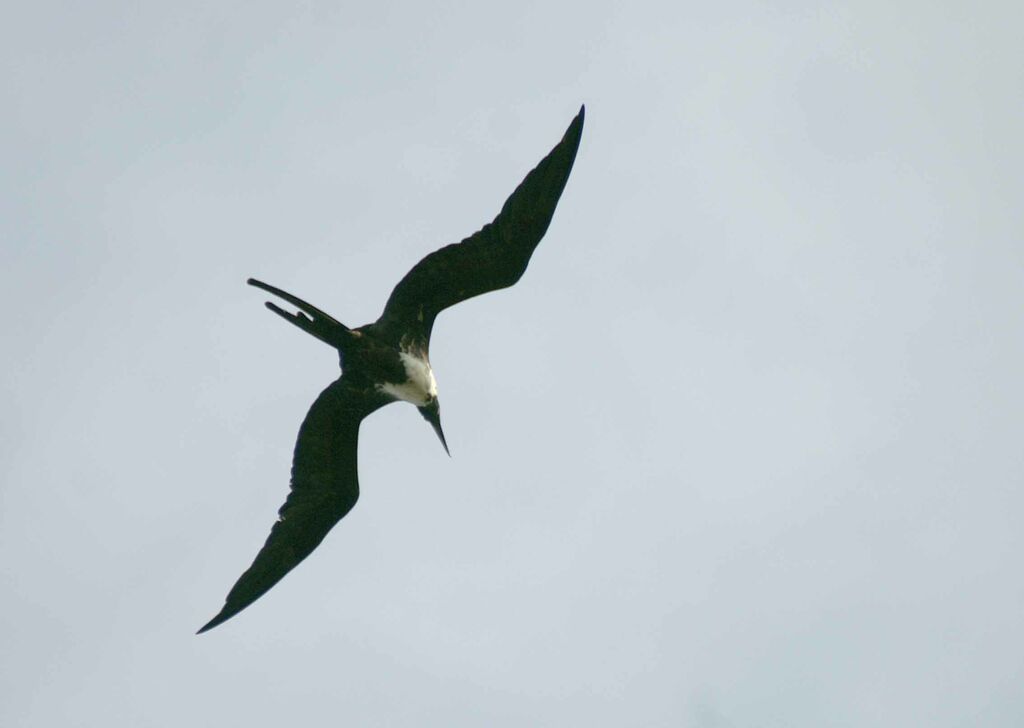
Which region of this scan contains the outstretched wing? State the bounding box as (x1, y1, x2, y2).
(198, 377, 383, 633)
(374, 106, 584, 347)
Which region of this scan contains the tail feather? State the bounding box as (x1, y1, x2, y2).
(248, 278, 350, 347)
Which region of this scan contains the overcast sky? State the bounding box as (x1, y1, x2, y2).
(3, 2, 1022, 726)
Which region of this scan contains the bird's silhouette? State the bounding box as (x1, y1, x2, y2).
(198, 106, 584, 633)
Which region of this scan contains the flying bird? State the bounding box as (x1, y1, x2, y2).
(198, 106, 584, 633)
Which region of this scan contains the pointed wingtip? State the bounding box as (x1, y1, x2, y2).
(572, 104, 585, 129)
(196, 607, 232, 635)
(196, 617, 220, 635)
(562, 105, 585, 151)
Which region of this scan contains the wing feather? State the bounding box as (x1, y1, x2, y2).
(198, 377, 383, 633)
(375, 106, 584, 346)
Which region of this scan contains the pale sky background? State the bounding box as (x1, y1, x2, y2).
(3, 2, 1023, 726)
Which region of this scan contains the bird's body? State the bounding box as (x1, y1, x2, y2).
(198, 106, 584, 633)
(377, 349, 438, 407)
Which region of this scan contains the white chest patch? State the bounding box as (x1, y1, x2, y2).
(376, 352, 438, 406)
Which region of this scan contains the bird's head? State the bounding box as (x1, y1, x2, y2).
(418, 397, 449, 456)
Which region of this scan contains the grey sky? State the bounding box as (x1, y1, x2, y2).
(3, 1, 1022, 725)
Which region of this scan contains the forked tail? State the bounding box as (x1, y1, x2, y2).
(247, 278, 350, 348)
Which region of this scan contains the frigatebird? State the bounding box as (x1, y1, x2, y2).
(198, 106, 584, 633)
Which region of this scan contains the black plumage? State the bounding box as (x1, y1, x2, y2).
(198, 106, 584, 633)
